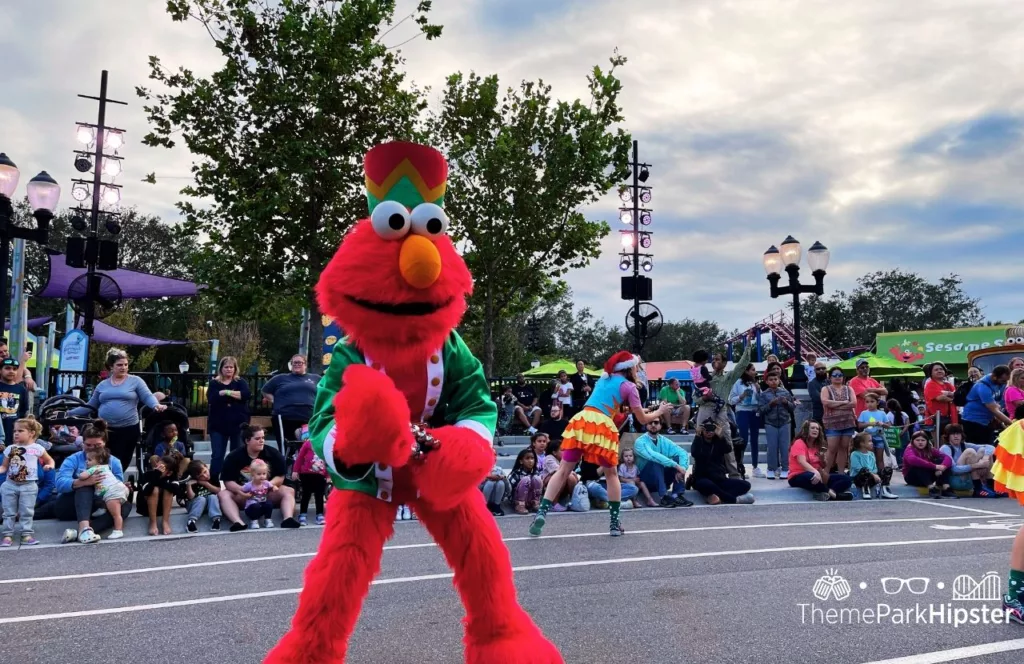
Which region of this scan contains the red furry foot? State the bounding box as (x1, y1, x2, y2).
(465, 627, 564, 664)
(332, 364, 414, 467)
(264, 490, 395, 664)
(414, 425, 493, 510)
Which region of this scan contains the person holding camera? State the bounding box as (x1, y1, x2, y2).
(689, 421, 755, 505)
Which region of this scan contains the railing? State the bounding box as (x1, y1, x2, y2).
(46, 371, 279, 416)
(45, 373, 685, 417)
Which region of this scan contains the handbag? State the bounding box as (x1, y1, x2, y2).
(569, 481, 591, 512)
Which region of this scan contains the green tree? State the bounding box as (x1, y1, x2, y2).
(137, 0, 442, 369)
(429, 54, 632, 375)
(801, 269, 984, 348)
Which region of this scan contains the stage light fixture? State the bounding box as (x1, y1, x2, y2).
(72, 183, 91, 202)
(103, 158, 122, 177)
(640, 234, 652, 249)
(101, 185, 120, 206)
(71, 215, 88, 231)
(621, 232, 634, 249)
(105, 219, 121, 234)
(619, 188, 631, 202)
(74, 155, 92, 173)
(619, 256, 631, 271)
(104, 130, 125, 151)
(76, 125, 95, 145)
(641, 257, 654, 272)
(638, 166, 650, 182)
(640, 189, 651, 204)
(619, 209, 632, 224)
(640, 211, 652, 225)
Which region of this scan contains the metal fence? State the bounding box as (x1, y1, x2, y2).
(45, 373, 688, 417)
(46, 371, 278, 416)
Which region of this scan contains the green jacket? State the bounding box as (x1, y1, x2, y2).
(309, 331, 496, 501)
(711, 343, 753, 403)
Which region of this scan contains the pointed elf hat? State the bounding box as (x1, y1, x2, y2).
(363, 141, 448, 214)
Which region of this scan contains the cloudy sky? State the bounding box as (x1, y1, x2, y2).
(4, 0, 1023, 336)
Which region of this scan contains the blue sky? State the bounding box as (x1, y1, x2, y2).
(2, 0, 1022, 334)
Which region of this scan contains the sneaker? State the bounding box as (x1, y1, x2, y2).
(610, 520, 625, 537)
(20, 535, 38, 546)
(229, 521, 247, 532)
(108, 530, 124, 540)
(402, 506, 412, 520)
(941, 488, 959, 499)
(551, 503, 567, 512)
(880, 486, 899, 499)
(527, 427, 538, 435)
(672, 494, 694, 507)
(78, 528, 101, 544)
(834, 491, 854, 501)
(488, 503, 504, 516)
(186, 518, 198, 533)
(280, 517, 301, 529)
(0, 537, 11, 548)
(861, 487, 872, 500)
(753, 468, 766, 479)
(779, 471, 789, 480)
(666, 428, 678, 435)
(929, 486, 941, 499)
(767, 470, 776, 480)
(298, 514, 307, 526)
(813, 492, 830, 501)
(92, 507, 106, 518)
(249, 521, 260, 530)
(593, 499, 608, 510)
(263, 518, 275, 529)
(529, 514, 546, 537)
(659, 495, 678, 508)
(211, 518, 222, 531)
(736, 494, 755, 505)
(61, 528, 78, 544)
(315, 514, 325, 525)
(1003, 595, 1024, 625)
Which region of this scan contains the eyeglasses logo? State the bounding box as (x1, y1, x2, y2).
(880, 577, 930, 595)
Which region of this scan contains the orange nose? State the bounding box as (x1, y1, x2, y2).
(399, 234, 442, 289)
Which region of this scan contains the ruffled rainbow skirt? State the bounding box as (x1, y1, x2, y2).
(992, 421, 1024, 506)
(560, 407, 620, 468)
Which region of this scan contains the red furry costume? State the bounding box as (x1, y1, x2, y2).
(265, 142, 563, 664)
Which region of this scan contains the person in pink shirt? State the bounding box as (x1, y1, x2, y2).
(1005, 369, 1024, 416)
(902, 430, 955, 498)
(848, 358, 888, 417)
(290, 428, 329, 526)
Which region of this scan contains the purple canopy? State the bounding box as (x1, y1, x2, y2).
(78, 317, 190, 346)
(35, 251, 201, 299)
(5, 317, 53, 330)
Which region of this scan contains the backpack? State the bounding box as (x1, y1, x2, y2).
(952, 380, 972, 408)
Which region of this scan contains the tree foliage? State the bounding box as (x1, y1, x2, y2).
(800, 269, 984, 349)
(137, 0, 442, 368)
(429, 54, 632, 375)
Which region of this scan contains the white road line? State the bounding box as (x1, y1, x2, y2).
(859, 638, 1024, 664)
(0, 533, 1014, 624)
(0, 514, 990, 585)
(906, 499, 1015, 517)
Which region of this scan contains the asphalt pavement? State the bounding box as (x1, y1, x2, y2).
(2, 497, 1024, 664)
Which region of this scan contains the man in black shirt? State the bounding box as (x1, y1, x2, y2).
(689, 421, 754, 505)
(569, 360, 593, 418)
(511, 374, 541, 434)
(539, 403, 568, 442)
(218, 425, 301, 530)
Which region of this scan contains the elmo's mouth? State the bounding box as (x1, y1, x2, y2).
(346, 295, 453, 316)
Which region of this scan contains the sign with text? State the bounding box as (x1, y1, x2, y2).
(877, 326, 1024, 366)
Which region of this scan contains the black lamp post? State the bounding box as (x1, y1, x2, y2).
(0, 153, 60, 320)
(763, 236, 830, 389)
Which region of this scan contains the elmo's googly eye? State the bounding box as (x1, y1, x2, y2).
(370, 200, 411, 240)
(410, 203, 449, 237)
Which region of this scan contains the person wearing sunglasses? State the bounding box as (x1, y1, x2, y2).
(821, 369, 857, 474)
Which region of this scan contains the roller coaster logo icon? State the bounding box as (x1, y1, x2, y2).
(951, 572, 1001, 602)
(812, 569, 853, 602)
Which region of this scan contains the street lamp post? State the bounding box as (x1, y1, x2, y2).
(762, 236, 830, 390)
(0, 154, 60, 345)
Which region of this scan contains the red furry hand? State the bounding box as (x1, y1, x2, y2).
(414, 425, 494, 511)
(331, 364, 414, 468)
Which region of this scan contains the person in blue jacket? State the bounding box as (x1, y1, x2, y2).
(53, 420, 132, 543)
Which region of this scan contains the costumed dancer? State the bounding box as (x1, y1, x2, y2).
(529, 351, 672, 537)
(991, 404, 1024, 624)
(265, 141, 562, 664)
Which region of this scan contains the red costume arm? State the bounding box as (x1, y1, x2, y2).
(331, 364, 415, 469)
(414, 425, 493, 510)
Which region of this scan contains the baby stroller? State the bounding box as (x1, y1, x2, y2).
(138, 402, 194, 475)
(38, 394, 98, 467)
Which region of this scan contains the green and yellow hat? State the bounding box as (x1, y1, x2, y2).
(363, 141, 447, 214)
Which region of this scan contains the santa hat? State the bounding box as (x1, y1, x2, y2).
(603, 351, 638, 377)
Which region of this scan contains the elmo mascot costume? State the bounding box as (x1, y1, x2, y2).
(265, 142, 563, 664)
